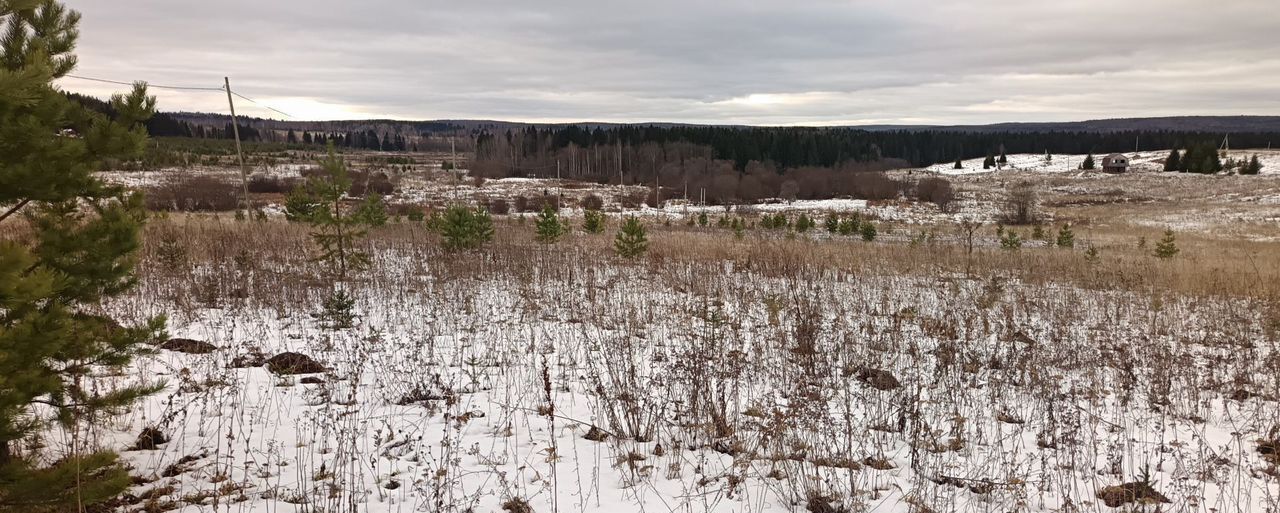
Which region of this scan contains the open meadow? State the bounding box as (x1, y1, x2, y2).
(50, 147, 1280, 513)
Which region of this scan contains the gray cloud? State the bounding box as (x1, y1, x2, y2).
(57, 0, 1280, 124)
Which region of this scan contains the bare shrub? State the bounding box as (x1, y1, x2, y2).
(485, 197, 511, 215)
(580, 194, 604, 211)
(916, 177, 957, 212)
(1001, 181, 1040, 225)
(348, 171, 395, 197)
(619, 191, 646, 209)
(841, 172, 904, 200)
(534, 194, 560, 211)
(512, 195, 530, 212)
(247, 175, 299, 194)
(146, 175, 241, 211)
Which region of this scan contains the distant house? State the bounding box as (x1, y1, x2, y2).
(1101, 153, 1129, 172)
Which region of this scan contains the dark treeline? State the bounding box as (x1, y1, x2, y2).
(478, 124, 1278, 170)
(472, 128, 915, 204)
(470, 125, 1277, 204)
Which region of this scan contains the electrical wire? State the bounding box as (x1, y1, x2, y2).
(229, 90, 293, 119)
(63, 73, 225, 92)
(62, 73, 294, 118)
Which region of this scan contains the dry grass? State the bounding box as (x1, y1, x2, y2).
(140, 213, 1280, 302)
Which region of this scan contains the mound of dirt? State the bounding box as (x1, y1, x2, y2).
(229, 349, 267, 368)
(133, 427, 168, 450)
(856, 367, 901, 390)
(1260, 438, 1279, 465)
(583, 425, 609, 442)
(265, 352, 326, 375)
(1096, 481, 1171, 508)
(159, 338, 217, 354)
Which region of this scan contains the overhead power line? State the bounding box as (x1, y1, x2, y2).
(62, 73, 293, 118)
(64, 73, 225, 92)
(229, 90, 293, 119)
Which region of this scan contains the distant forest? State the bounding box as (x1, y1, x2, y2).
(67, 92, 1279, 202)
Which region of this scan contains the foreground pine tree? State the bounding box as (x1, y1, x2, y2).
(1081, 153, 1095, 170)
(1, 1, 166, 508)
(614, 217, 648, 258)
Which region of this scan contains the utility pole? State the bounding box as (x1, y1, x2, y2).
(224, 77, 252, 216)
(652, 154, 659, 209)
(451, 137, 458, 171)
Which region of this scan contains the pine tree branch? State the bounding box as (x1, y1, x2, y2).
(0, 199, 31, 223)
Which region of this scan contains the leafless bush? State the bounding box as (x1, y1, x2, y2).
(145, 175, 241, 211)
(247, 175, 299, 194)
(846, 172, 904, 200)
(619, 191, 646, 209)
(348, 171, 395, 197)
(1001, 181, 1040, 225)
(485, 197, 511, 215)
(916, 177, 957, 212)
(534, 194, 560, 211)
(512, 195, 530, 212)
(580, 194, 604, 211)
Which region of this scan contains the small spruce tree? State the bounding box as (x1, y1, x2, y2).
(983, 153, 995, 170)
(1081, 153, 1095, 170)
(1056, 223, 1075, 248)
(1241, 154, 1262, 175)
(1084, 245, 1100, 264)
(1163, 149, 1181, 172)
(1000, 231, 1023, 250)
(838, 217, 858, 236)
(824, 212, 839, 233)
(582, 209, 605, 234)
(1153, 228, 1179, 259)
(615, 216, 649, 258)
(697, 211, 709, 227)
(534, 205, 566, 243)
(1031, 224, 1046, 240)
(299, 147, 372, 279)
(294, 148, 384, 329)
(953, 157, 964, 170)
(439, 205, 495, 251)
(795, 213, 814, 233)
(354, 193, 388, 227)
(860, 222, 877, 242)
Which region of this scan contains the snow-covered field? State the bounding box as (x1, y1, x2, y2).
(925, 150, 1280, 176)
(67, 220, 1280, 513)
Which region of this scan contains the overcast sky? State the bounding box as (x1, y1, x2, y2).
(56, 0, 1280, 125)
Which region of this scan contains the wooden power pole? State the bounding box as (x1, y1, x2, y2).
(224, 77, 252, 215)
